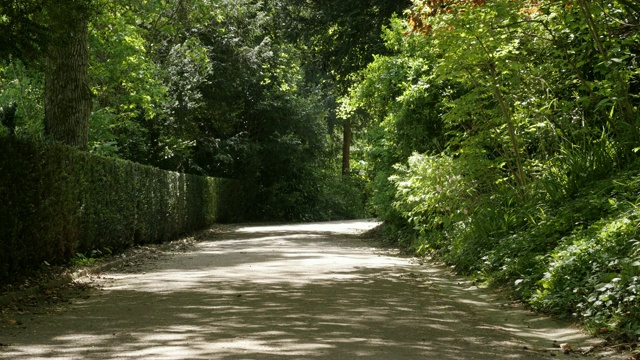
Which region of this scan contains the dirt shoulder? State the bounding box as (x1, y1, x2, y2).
(0, 220, 632, 359)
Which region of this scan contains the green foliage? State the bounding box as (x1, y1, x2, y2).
(0, 0, 377, 224)
(341, 0, 640, 340)
(71, 248, 111, 267)
(88, 2, 169, 154)
(277, 0, 411, 82)
(529, 166, 640, 339)
(0, 0, 49, 61)
(0, 60, 44, 138)
(0, 136, 248, 284)
(391, 151, 486, 238)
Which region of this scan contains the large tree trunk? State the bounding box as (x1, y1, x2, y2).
(44, 1, 92, 150)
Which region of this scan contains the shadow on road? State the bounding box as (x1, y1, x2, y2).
(0, 220, 609, 359)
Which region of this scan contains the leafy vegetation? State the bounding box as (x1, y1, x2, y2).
(342, 0, 640, 341)
(0, 136, 246, 283)
(0, 0, 380, 221)
(71, 247, 112, 267)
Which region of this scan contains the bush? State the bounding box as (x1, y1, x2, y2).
(530, 175, 640, 339)
(388, 149, 497, 255)
(0, 136, 248, 283)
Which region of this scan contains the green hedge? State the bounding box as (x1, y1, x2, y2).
(0, 137, 247, 283)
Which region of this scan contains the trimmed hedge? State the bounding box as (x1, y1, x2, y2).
(0, 136, 247, 283)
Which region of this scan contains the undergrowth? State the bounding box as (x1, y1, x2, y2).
(71, 247, 112, 267)
(386, 152, 640, 343)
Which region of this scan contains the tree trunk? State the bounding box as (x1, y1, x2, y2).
(44, 1, 92, 150)
(341, 118, 351, 177)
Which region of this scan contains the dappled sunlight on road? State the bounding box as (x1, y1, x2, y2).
(1, 220, 606, 359)
(103, 232, 407, 293)
(235, 219, 381, 235)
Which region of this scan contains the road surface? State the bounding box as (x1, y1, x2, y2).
(0, 220, 621, 359)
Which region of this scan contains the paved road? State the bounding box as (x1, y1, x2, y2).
(0, 220, 620, 359)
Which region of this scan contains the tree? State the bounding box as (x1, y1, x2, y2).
(44, 0, 93, 149)
(0, 0, 93, 149)
(272, 0, 412, 176)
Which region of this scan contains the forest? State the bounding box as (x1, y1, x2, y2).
(1, 0, 640, 343)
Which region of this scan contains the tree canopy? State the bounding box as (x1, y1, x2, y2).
(1, 0, 403, 219)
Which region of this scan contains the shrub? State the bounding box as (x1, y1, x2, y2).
(0, 136, 248, 283)
(531, 185, 640, 339)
